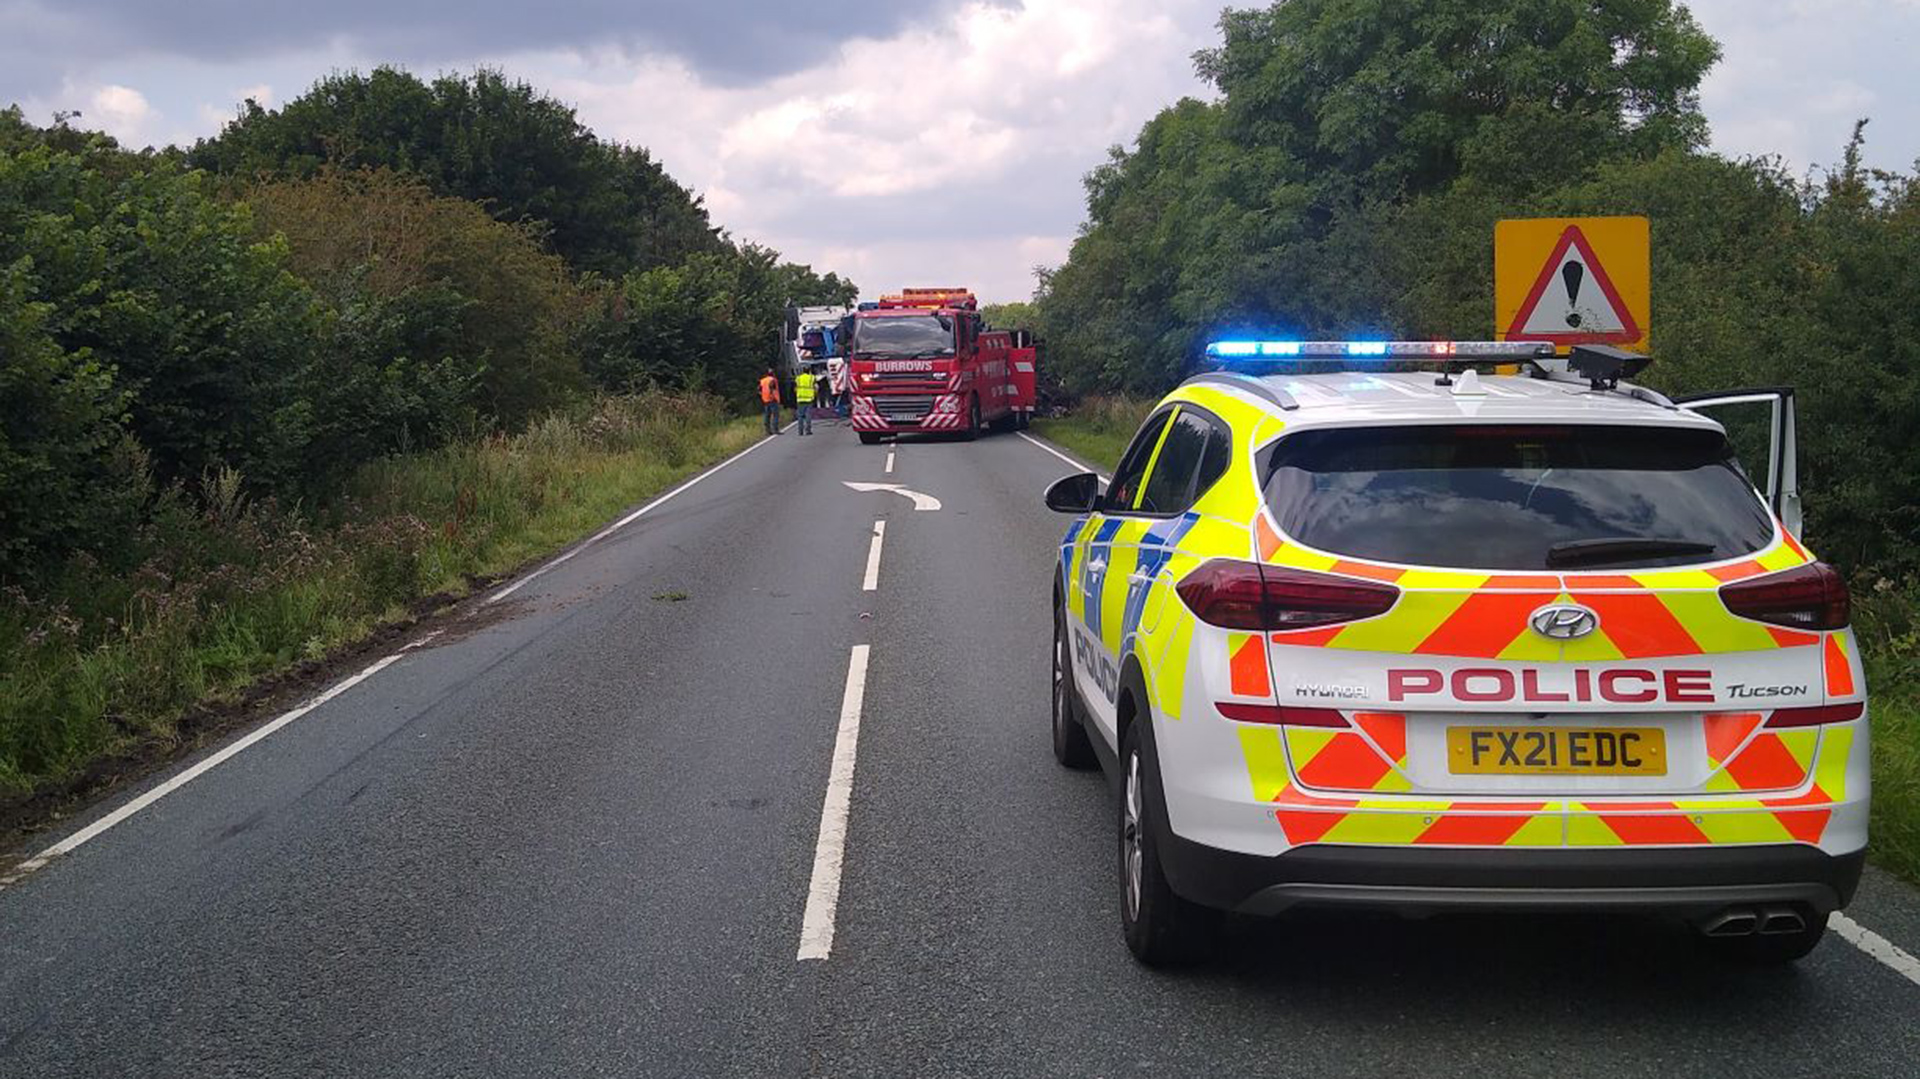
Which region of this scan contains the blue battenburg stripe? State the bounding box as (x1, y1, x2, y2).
(1058, 517, 1087, 585)
(1120, 512, 1200, 653)
(1080, 518, 1125, 640)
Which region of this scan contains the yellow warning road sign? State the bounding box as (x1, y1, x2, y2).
(1496, 216, 1649, 353)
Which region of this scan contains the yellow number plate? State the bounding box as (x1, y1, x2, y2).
(1447, 726, 1666, 776)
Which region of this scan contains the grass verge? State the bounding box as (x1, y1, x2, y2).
(0, 393, 759, 802)
(1032, 396, 1152, 473)
(1037, 400, 1920, 885)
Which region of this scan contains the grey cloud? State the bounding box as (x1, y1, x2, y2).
(728, 146, 1096, 243)
(1, 0, 976, 95)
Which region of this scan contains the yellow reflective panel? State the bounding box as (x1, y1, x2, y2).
(1238, 726, 1290, 802)
(1656, 592, 1781, 653)
(1150, 611, 1196, 721)
(1566, 812, 1625, 846)
(1284, 728, 1338, 771)
(1327, 592, 1469, 653)
(1395, 570, 1490, 590)
(1694, 810, 1793, 845)
(1758, 542, 1807, 572)
(1559, 626, 1627, 662)
(1321, 812, 1431, 845)
(1505, 813, 1564, 847)
(1631, 569, 1721, 590)
(1816, 726, 1854, 800)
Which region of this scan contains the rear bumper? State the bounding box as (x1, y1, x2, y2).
(1159, 830, 1866, 919)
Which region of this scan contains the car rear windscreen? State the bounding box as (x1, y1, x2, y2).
(1259, 425, 1777, 570)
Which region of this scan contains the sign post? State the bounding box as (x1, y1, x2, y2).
(1496, 217, 1649, 353)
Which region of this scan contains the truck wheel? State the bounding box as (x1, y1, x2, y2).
(1052, 602, 1096, 770)
(961, 397, 981, 441)
(858, 432, 882, 445)
(1016, 410, 1031, 430)
(1120, 721, 1218, 966)
(1695, 911, 1829, 964)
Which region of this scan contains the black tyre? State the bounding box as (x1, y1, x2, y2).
(1695, 911, 1829, 964)
(1052, 601, 1096, 770)
(858, 431, 883, 445)
(961, 396, 981, 441)
(1016, 410, 1031, 430)
(1120, 720, 1218, 965)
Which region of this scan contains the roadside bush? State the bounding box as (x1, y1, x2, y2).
(0, 393, 751, 799)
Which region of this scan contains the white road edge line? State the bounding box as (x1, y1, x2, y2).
(488, 422, 793, 604)
(0, 630, 445, 891)
(1834, 911, 1920, 987)
(884, 449, 895, 475)
(797, 644, 871, 961)
(862, 520, 886, 592)
(1016, 430, 1111, 483)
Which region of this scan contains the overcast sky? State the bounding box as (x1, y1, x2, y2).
(4, 0, 1916, 303)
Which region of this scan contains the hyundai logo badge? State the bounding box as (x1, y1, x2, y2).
(1529, 604, 1599, 640)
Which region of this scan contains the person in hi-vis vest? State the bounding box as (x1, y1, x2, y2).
(758, 369, 782, 435)
(794, 367, 819, 436)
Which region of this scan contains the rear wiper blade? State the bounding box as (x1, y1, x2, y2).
(1546, 538, 1717, 568)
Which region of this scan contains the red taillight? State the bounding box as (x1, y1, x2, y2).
(1719, 562, 1850, 631)
(1175, 559, 1399, 631)
(1214, 703, 1349, 727)
(1764, 702, 1865, 728)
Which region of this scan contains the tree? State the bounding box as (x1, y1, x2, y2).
(189, 68, 723, 277)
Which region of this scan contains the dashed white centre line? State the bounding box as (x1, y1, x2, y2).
(1835, 911, 1920, 987)
(884, 449, 895, 474)
(797, 644, 871, 961)
(861, 520, 886, 592)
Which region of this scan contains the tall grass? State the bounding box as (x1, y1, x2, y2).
(0, 393, 758, 799)
(1032, 396, 1153, 471)
(1856, 582, 1920, 882)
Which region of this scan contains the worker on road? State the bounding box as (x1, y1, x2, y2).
(795, 366, 819, 436)
(760, 369, 782, 435)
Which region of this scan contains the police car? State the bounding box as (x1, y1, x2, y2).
(1045, 341, 1868, 966)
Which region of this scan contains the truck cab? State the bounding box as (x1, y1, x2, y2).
(846, 288, 1035, 443)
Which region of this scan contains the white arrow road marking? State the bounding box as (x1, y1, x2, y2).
(841, 481, 941, 512)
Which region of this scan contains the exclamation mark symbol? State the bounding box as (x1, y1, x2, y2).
(1561, 261, 1585, 328)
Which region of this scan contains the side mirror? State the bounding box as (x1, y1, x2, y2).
(1044, 472, 1101, 514)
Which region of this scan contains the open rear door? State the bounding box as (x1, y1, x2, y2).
(1673, 387, 1802, 537)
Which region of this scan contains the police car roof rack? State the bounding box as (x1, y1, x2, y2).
(1182, 371, 1301, 411)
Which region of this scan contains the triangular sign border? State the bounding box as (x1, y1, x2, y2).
(1504, 225, 1643, 345)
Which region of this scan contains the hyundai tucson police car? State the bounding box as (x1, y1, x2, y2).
(1044, 342, 1867, 966)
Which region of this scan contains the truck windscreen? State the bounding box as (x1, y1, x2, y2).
(853, 315, 954, 358)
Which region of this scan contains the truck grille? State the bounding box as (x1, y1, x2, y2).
(868, 371, 947, 386)
(872, 395, 934, 423)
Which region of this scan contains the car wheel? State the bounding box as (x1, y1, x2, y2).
(1695, 910, 1829, 964)
(1052, 602, 1096, 770)
(858, 432, 882, 445)
(1119, 720, 1217, 966)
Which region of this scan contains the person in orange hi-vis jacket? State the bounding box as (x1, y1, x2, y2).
(758, 369, 782, 435)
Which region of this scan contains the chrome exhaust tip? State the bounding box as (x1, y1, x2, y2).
(1759, 905, 1808, 936)
(1700, 908, 1760, 937)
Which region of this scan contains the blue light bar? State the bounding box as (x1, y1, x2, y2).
(1204, 340, 1551, 361)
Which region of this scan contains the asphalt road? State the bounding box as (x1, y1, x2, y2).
(3, 419, 1919, 1077)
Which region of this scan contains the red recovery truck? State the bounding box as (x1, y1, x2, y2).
(846, 287, 1037, 443)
